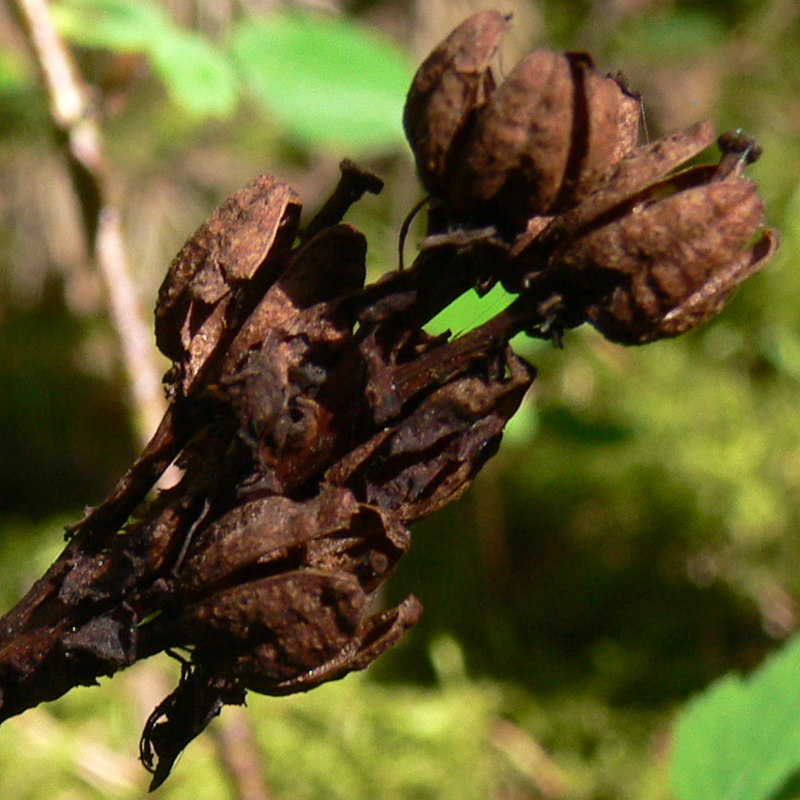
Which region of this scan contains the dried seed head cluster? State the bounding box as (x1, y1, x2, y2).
(405, 11, 778, 344)
(0, 11, 778, 792)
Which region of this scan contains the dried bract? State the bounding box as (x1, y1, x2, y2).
(580, 176, 778, 343)
(175, 487, 419, 694)
(500, 129, 777, 344)
(156, 175, 301, 398)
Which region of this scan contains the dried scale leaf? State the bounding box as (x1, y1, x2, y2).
(403, 10, 510, 197)
(404, 12, 775, 351)
(573, 63, 635, 204)
(327, 345, 534, 521)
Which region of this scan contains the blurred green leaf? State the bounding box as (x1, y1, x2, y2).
(52, 0, 170, 52)
(672, 635, 800, 800)
(53, 0, 238, 119)
(613, 10, 726, 59)
(149, 30, 239, 119)
(230, 13, 414, 153)
(0, 51, 33, 95)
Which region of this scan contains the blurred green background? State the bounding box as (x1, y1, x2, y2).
(1, 0, 799, 797)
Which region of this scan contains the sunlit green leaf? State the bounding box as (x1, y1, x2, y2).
(149, 30, 239, 119)
(230, 13, 414, 153)
(613, 10, 726, 60)
(0, 51, 33, 95)
(52, 0, 171, 52)
(672, 636, 800, 800)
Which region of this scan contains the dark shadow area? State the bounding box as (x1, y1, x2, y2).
(0, 277, 137, 520)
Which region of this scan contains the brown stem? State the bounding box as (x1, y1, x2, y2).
(212, 706, 274, 800)
(300, 159, 385, 244)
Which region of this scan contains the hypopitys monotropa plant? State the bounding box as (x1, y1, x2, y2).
(0, 10, 777, 791)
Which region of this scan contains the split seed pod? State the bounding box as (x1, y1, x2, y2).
(176, 487, 420, 694)
(155, 175, 302, 398)
(549, 141, 778, 344)
(449, 50, 641, 229)
(403, 10, 510, 198)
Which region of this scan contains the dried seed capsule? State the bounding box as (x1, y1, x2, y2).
(448, 50, 639, 229)
(186, 582, 421, 695)
(176, 488, 418, 694)
(559, 172, 777, 344)
(449, 49, 574, 219)
(403, 10, 510, 197)
(155, 174, 302, 398)
(574, 62, 637, 202)
(503, 120, 719, 293)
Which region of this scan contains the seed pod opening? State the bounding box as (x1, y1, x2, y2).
(560, 174, 775, 344)
(447, 50, 639, 230)
(155, 175, 301, 398)
(403, 10, 510, 197)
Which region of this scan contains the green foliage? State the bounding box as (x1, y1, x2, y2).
(611, 9, 726, 59)
(253, 641, 499, 800)
(53, 0, 237, 119)
(51, 0, 412, 150)
(148, 28, 237, 119)
(672, 636, 800, 800)
(229, 13, 413, 152)
(0, 638, 512, 800)
(52, 0, 170, 52)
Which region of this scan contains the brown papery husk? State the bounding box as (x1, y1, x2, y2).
(574, 178, 768, 343)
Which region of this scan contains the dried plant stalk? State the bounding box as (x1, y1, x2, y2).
(0, 10, 778, 792)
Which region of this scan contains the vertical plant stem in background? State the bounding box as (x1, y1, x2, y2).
(12, 0, 165, 445)
(10, 4, 274, 798)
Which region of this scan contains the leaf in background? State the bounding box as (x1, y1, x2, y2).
(52, 0, 170, 52)
(53, 0, 238, 119)
(149, 30, 239, 119)
(671, 635, 800, 800)
(0, 50, 33, 96)
(612, 10, 725, 60)
(230, 13, 414, 153)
